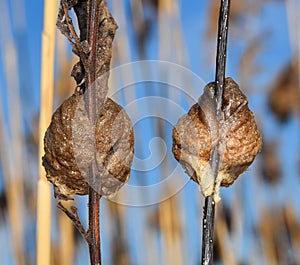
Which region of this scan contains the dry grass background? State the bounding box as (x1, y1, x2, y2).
(0, 0, 299, 264)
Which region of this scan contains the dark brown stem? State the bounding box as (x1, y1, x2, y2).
(87, 0, 100, 86)
(86, 0, 102, 264)
(201, 1, 231, 265)
(56, 1, 117, 264)
(87, 172, 101, 265)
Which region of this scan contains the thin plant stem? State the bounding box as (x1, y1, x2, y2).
(86, 0, 102, 264)
(88, 186, 101, 265)
(56, 0, 116, 263)
(201, 1, 231, 265)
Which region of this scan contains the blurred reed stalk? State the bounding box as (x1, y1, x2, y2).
(0, 80, 26, 265)
(56, 32, 75, 265)
(257, 203, 300, 264)
(284, 206, 300, 260)
(259, 208, 281, 265)
(158, 0, 189, 65)
(285, 0, 300, 120)
(215, 203, 236, 265)
(58, 200, 75, 265)
(0, 1, 27, 264)
(157, 195, 182, 265)
(111, 0, 136, 103)
(107, 202, 130, 265)
(109, 1, 142, 264)
(1, 49, 26, 265)
(286, 0, 300, 63)
(36, 0, 58, 265)
(156, 1, 188, 264)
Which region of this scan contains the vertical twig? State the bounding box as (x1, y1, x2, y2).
(88, 188, 101, 265)
(55, 0, 117, 263)
(201, 1, 231, 265)
(86, 0, 102, 264)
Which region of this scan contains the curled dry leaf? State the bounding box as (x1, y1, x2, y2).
(172, 78, 262, 202)
(42, 92, 134, 200)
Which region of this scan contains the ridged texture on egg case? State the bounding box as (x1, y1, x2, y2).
(172, 78, 262, 201)
(43, 93, 134, 200)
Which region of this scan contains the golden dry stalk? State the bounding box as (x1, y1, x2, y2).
(42, 92, 134, 200)
(172, 78, 262, 202)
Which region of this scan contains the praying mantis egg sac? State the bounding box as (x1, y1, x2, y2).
(172, 78, 262, 202)
(43, 92, 134, 200)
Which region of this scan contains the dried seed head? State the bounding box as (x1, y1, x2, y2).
(172, 78, 262, 201)
(43, 93, 134, 200)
